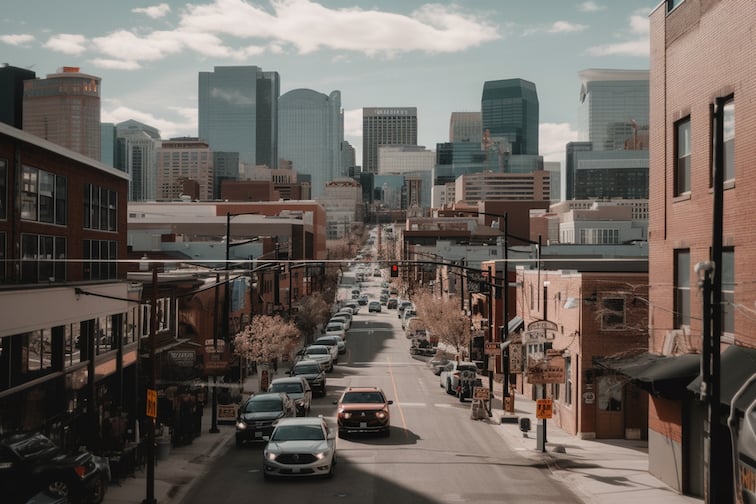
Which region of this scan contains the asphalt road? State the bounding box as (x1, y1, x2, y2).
(181, 273, 581, 504)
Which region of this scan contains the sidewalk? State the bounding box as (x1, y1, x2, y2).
(487, 392, 703, 504)
(105, 375, 704, 504)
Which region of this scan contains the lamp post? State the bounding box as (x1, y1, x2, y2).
(144, 265, 158, 504)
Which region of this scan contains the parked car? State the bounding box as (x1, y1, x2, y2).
(440, 361, 479, 397)
(398, 301, 413, 319)
(0, 432, 110, 504)
(331, 312, 352, 329)
(262, 417, 336, 480)
(302, 345, 334, 372)
(344, 301, 360, 314)
(312, 337, 339, 362)
(268, 377, 312, 416)
(289, 359, 327, 396)
(386, 298, 398, 309)
(401, 309, 417, 329)
(430, 357, 452, 376)
(333, 387, 393, 437)
(368, 301, 381, 313)
(315, 335, 346, 356)
(324, 321, 346, 339)
(235, 392, 298, 447)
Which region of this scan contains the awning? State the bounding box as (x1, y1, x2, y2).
(507, 316, 524, 336)
(595, 352, 701, 399)
(687, 345, 756, 413)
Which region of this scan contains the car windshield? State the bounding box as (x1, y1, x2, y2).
(342, 392, 385, 403)
(271, 424, 325, 442)
(294, 365, 320, 374)
(270, 383, 303, 394)
(306, 347, 328, 355)
(245, 399, 282, 413)
(316, 339, 335, 346)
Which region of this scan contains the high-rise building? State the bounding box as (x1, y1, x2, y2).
(362, 107, 417, 174)
(157, 138, 213, 201)
(198, 66, 280, 168)
(565, 147, 649, 200)
(0, 64, 35, 129)
(212, 152, 240, 199)
(23, 66, 101, 160)
(279, 89, 344, 198)
(449, 112, 482, 143)
(101, 123, 116, 168)
(577, 69, 649, 151)
(481, 79, 539, 156)
(115, 120, 161, 201)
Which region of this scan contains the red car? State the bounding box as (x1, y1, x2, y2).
(333, 387, 393, 437)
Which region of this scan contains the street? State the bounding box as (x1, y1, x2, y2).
(180, 273, 581, 504)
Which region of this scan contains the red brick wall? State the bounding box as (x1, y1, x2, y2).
(649, 396, 683, 444)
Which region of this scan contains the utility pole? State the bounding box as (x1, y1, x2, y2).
(143, 266, 158, 504)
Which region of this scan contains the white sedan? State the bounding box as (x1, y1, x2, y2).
(262, 417, 336, 479)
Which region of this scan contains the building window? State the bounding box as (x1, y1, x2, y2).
(0, 232, 5, 282)
(674, 118, 691, 196)
(83, 239, 117, 280)
(20, 166, 67, 225)
(601, 297, 626, 330)
(667, 0, 685, 12)
(674, 249, 691, 328)
(722, 248, 735, 336)
(0, 159, 7, 220)
(64, 323, 83, 368)
(83, 184, 117, 232)
(25, 329, 53, 373)
(721, 98, 735, 182)
(565, 356, 573, 406)
(20, 234, 67, 283)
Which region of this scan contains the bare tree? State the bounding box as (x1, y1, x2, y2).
(233, 314, 302, 367)
(413, 292, 471, 357)
(293, 292, 332, 345)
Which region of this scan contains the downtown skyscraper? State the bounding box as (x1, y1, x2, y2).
(481, 79, 539, 156)
(278, 89, 344, 198)
(198, 66, 280, 169)
(362, 107, 417, 174)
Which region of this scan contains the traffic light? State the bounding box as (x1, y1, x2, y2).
(390, 264, 399, 277)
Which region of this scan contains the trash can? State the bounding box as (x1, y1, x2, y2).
(156, 439, 171, 461)
(519, 417, 531, 433)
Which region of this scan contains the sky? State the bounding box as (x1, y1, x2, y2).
(1, 0, 652, 165)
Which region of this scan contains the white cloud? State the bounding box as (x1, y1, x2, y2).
(0, 33, 34, 47)
(549, 21, 588, 34)
(43, 33, 87, 55)
(577, 1, 605, 12)
(585, 11, 650, 57)
(101, 103, 196, 139)
(133, 3, 171, 19)
(586, 38, 648, 57)
(539, 122, 578, 163)
(344, 108, 363, 138)
(89, 58, 142, 70)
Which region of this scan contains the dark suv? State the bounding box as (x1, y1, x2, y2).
(289, 359, 327, 396)
(235, 393, 298, 447)
(333, 387, 393, 437)
(0, 432, 109, 504)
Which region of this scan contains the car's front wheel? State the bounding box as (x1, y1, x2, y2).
(89, 475, 108, 504)
(47, 478, 72, 500)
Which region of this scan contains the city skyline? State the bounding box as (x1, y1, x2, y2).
(1, 0, 652, 165)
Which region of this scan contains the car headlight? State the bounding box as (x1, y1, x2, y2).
(236, 421, 247, 430)
(375, 410, 388, 420)
(314, 451, 328, 460)
(341, 411, 352, 419)
(264, 450, 277, 461)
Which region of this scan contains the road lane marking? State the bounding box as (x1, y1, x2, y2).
(386, 356, 409, 437)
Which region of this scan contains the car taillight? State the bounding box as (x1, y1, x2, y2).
(74, 465, 87, 478)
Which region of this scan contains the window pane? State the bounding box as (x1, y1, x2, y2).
(83, 184, 91, 228)
(38, 172, 54, 223)
(21, 234, 38, 282)
(21, 166, 38, 221)
(675, 119, 691, 195)
(0, 159, 7, 220)
(722, 249, 735, 334)
(675, 250, 691, 327)
(38, 235, 53, 281)
(723, 100, 734, 181)
(55, 237, 66, 281)
(55, 176, 67, 225)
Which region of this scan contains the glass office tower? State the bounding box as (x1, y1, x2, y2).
(198, 66, 280, 168)
(481, 79, 539, 156)
(279, 89, 344, 198)
(577, 69, 649, 151)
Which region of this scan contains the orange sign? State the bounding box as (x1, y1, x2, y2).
(146, 388, 157, 418)
(536, 399, 553, 419)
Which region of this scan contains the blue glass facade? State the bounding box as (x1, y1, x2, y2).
(481, 79, 539, 156)
(279, 89, 343, 198)
(198, 66, 279, 168)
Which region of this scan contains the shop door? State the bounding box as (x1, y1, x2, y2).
(596, 375, 625, 438)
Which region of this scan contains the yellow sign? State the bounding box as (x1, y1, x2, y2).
(146, 388, 157, 418)
(473, 387, 490, 400)
(536, 398, 553, 419)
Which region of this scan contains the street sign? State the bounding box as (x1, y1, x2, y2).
(484, 342, 500, 355)
(146, 388, 157, 418)
(536, 399, 553, 419)
(473, 387, 490, 400)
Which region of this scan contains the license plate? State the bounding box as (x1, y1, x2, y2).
(360, 422, 367, 428)
(292, 468, 300, 473)
(254, 431, 262, 437)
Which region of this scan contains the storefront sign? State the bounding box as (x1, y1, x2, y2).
(485, 342, 500, 355)
(536, 399, 553, 419)
(528, 356, 566, 384)
(169, 350, 196, 367)
(217, 404, 238, 422)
